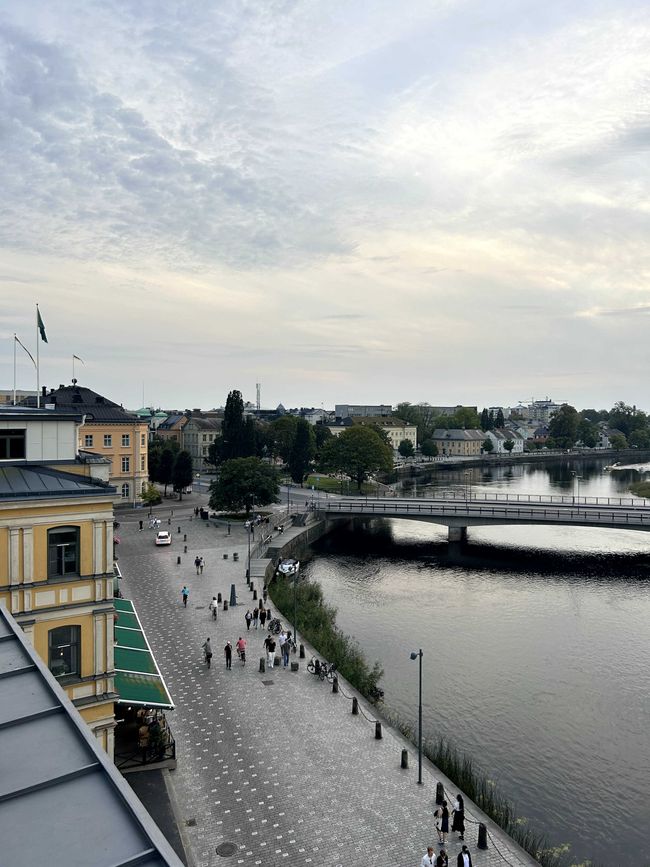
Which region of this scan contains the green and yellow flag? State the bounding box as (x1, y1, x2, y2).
(37, 306, 48, 343)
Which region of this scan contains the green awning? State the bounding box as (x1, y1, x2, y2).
(113, 598, 174, 709)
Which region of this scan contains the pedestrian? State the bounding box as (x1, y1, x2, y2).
(440, 801, 449, 844)
(138, 721, 150, 763)
(279, 631, 290, 667)
(245, 609, 252, 631)
(181, 585, 189, 607)
(202, 637, 212, 667)
(194, 506, 199, 517)
(451, 794, 465, 841)
(266, 636, 276, 669)
(138, 519, 143, 531)
(194, 556, 201, 575)
(421, 847, 436, 867)
(224, 641, 232, 669)
(456, 846, 472, 867)
(253, 607, 259, 629)
(227, 522, 231, 535)
(199, 556, 204, 574)
(209, 596, 218, 621)
(436, 850, 448, 867)
(259, 608, 267, 629)
(434, 806, 443, 844)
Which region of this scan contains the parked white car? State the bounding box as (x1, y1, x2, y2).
(155, 531, 172, 546)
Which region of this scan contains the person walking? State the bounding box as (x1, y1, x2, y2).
(245, 609, 253, 631)
(138, 519, 143, 531)
(456, 846, 472, 867)
(278, 631, 289, 667)
(202, 637, 213, 667)
(266, 636, 276, 669)
(199, 556, 204, 574)
(440, 801, 449, 844)
(436, 850, 448, 867)
(420, 847, 436, 867)
(194, 556, 201, 575)
(224, 641, 232, 669)
(181, 586, 189, 608)
(451, 794, 465, 841)
(259, 608, 267, 630)
(209, 596, 218, 621)
(252, 607, 259, 629)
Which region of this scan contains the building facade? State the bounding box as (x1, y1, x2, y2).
(0, 407, 118, 756)
(432, 428, 485, 456)
(335, 404, 393, 419)
(181, 417, 221, 471)
(327, 416, 418, 452)
(485, 428, 525, 454)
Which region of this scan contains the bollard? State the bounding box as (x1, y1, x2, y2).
(184, 534, 187, 542)
(177, 526, 181, 533)
(299, 644, 305, 659)
(435, 782, 444, 805)
(375, 721, 383, 740)
(217, 592, 222, 603)
(477, 823, 488, 850)
(259, 657, 265, 673)
(266, 608, 272, 619)
(263, 590, 268, 602)
(168, 517, 171, 525)
(250, 581, 255, 592)
(176, 556, 181, 565)
(233, 552, 239, 562)
(252, 590, 257, 600)
(352, 697, 359, 715)
(401, 749, 409, 769)
(223, 553, 228, 560)
(332, 676, 339, 694)
(290, 661, 299, 671)
(184, 545, 187, 554)
(223, 600, 228, 611)
(229, 583, 237, 607)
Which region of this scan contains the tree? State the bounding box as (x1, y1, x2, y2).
(480, 408, 490, 431)
(220, 390, 245, 462)
(447, 407, 481, 429)
(241, 416, 258, 458)
(577, 418, 598, 448)
(610, 433, 628, 450)
(208, 458, 279, 514)
(141, 483, 162, 506)
(629, 428, 650, 449)
(172, 450, 193, 501)
(269, 416, 299, 463)
(548, 404, 579, 449)
(398, 439, 415, 458)
(321, 426, 393, 490)
(420, 439, 438, 458)
(483, 438, 494, 453)
(159, 448, 175, 496)
(495, 409, 505, 429)
(503, 439, 515, 453)
(289, 419, 315, 483)
(314, 424, 333, 455)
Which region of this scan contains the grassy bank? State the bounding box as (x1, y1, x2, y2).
(302, 474, 378, 495)
(630, 480, 650, 498)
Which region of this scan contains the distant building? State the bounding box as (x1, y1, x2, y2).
(430, 405, 478, 417)
(156, 413, 188, 446)
(432, 429, 485, 457)
(335, 404, 392, 419)
(522, 400, 561, 424)
(327, 416, 418, 452)
(0, 389, 38, 405)
(485, 428, 525, 454)
(182, 417, 221, 471)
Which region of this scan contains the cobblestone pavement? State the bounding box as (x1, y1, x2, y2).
(116, 504, 538, 867)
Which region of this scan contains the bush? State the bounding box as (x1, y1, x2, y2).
(141, 483, 162, 506)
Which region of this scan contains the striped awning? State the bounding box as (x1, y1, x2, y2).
(113, 598, 174, 709)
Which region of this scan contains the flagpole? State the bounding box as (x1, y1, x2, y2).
(36, 304, 40, 408)
(72, 354, 75, 382)
(13, 334, 17, 405)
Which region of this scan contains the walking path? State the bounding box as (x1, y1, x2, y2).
(116, 502, 539, 867)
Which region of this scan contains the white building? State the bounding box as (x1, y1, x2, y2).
(485, 428, 525, 454)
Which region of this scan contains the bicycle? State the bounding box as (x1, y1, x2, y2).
(307, 657, 335, 681)
(267, 618, 282, 635)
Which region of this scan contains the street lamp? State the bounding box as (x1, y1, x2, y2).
(409, 648, 423, 785)
(287, 482, 291, 511)
(246, 492, 254, 580)
(278, 559, 300, 652)
(464, 471, 471, 501)
(571, 471, 582, 505)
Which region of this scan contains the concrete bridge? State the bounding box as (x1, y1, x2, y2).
(315, 492, 650, 542)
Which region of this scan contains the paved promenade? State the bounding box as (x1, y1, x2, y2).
(116, 502, 539, 867)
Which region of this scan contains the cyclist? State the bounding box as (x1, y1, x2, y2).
(202, 637, 213, 668)
(236, 636, 247, 664)
(209, 596, 218, 621)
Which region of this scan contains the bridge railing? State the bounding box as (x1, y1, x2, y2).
(336, 491, 649, 508)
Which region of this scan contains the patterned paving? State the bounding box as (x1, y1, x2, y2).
(116, 507, 539, 867)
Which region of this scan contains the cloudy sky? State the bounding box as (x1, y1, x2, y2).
(1, 1, 649, 412)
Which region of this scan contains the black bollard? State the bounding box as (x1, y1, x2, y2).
(223, 553, 228, 560)
(223, 600, 228, 611)
(299, 644, 305, 659)
(176, 555, 181, 565)
(332, 676, 339, 694)
(168, 517, 171, 525)
(217, 592, 222, 603)
(401, 749, 409, 769)
(435, 782, 444, 805)
(177, 526, 181, 533)
(184, 545, 187, 553)
(375, 721, 383, 740)
(477, 823, 488, 850)
(249, 581, 254, 593)
(352, 697, 359, 715)
(290, 661, 299, 672)
(252, 590, 257, 600)
(266, 608, 272, 619)
(184, 534, 187, 542)
(263, 590, 268, 602)
(259, 657, 265, 673)
(233, 552, 239, 561)
(229, 583, 237, 607)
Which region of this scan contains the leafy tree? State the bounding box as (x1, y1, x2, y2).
(480, 408, 490, 431)
(495, 409, 505, 428)
(445, 407, 481, 430)
(321, 426, 393, 491)
(220, 390, 245, 462)
(488, 411, 495, 430)
(608, 402, 647, 438)
(420, 439, 438, 458)
(314, 424, 333, 454)
(289, 419, 316, 483)
(483, 438, 494, 453)
(141, 483, 162, 506)
(629, 428, 650, 449)
(610, 433, 628, 450)
(148, 436, 179, 482)
(503, 439, 515, 453)
(206, 436, 222, 467)
(269, 416, 299, 463)
(208, 457, 279, 514)
(241, 416, 258, 458)
(159, 448, 175, 496)
(548, 404, 579, 449)
(172, 450, 194, 501)
(577, 418, 598, 448)
(398, 439, 415, 458)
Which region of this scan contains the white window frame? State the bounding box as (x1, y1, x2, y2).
(121, 434, 130, 447)
(84, 434, 93, 447)
(121, 483, 130, 499)
(121, 456, 130, 473)
(103, 434, 112, 447)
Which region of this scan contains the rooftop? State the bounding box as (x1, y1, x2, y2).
(0, 466, 114, 500)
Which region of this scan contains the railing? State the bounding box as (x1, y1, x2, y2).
(326, 491, 649, 507)
(114, 734, 176, 770)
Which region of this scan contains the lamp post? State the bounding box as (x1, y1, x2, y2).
(287, 482, 291, 511)
(571, 471, 582, 505)
(464, 470, 471, 501)
(246, 492, 253, 580)
(278, 559, 300, 652)
(409, 648, 423, 784)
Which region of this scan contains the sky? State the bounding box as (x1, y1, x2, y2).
(1, 0, 649, 413)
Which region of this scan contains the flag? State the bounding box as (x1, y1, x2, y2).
(73, 354, 85, 364)
(37, 306, 48, 343)
(15, 335, 36, 368)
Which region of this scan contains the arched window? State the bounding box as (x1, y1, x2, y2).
(48, 625, 81, 678)
(121, 483, 130, 499)
(47, 527, 79, 578)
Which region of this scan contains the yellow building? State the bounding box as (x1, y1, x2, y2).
(327, 416, 418, 452)
(0, 407, 118, 756)
(43, 383, 149, 505)
(432, 428, 485, 456)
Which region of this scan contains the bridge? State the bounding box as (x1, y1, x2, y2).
(314, 492, 650, 541)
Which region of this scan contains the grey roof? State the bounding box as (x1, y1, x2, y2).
(0, 466, 114, 500)
(23, 386, 140, 423)
(0, 406, 84, 423)
(157, 414, 185, 430)
(183, 417, 221, 430)
(432, 428, 486, 441)
(0, 604, 183, 867)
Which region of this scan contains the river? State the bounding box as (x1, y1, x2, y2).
(304, 458, 650, 866)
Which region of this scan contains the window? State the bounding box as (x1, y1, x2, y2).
(140, 455, 145, 470)
(48, 527, 79, 577)
(141, 481, 147, 493)
(121, 456, 130, 472)
(84, 434, 93, 447)
(48, 625, 81, 678)
(104, 434, 112, 447)
(121, 483, 130, 499)
(0, 429, 26, 459)
(202, 434, 207, 442)
(141, 433, 146, 447)
(121, 434, 130, 447)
